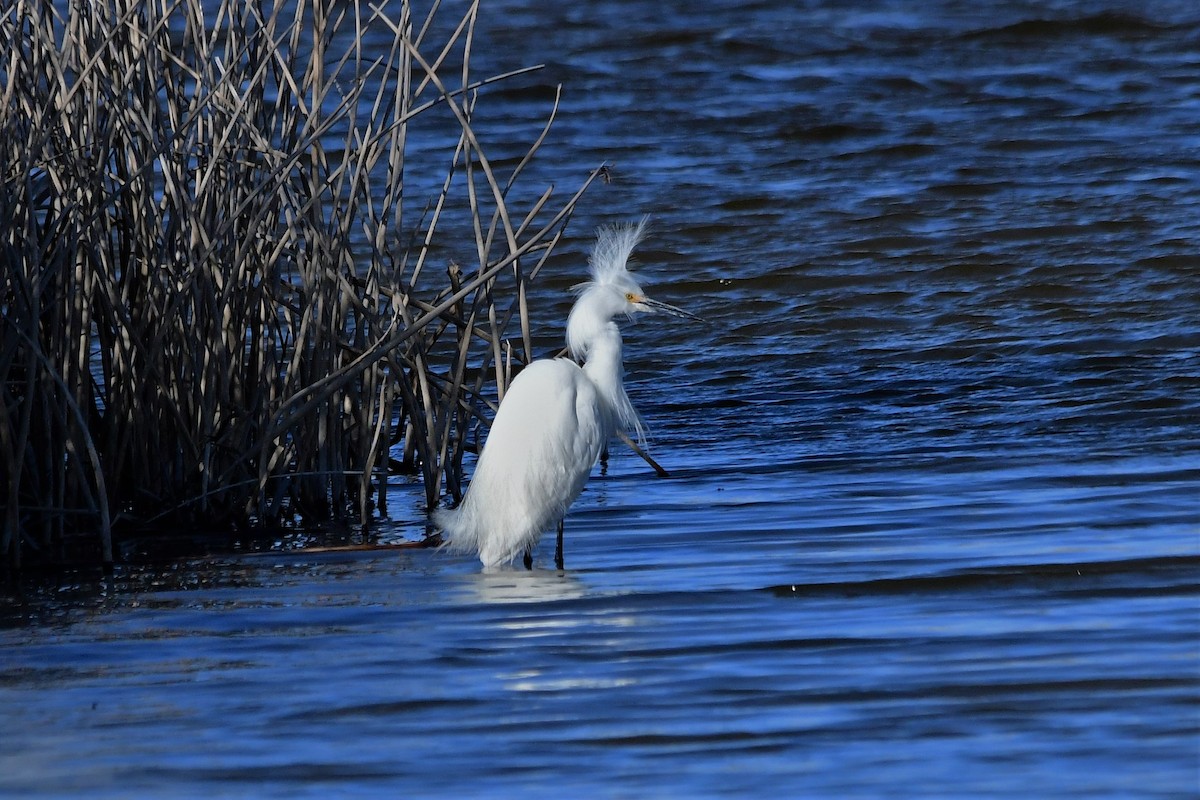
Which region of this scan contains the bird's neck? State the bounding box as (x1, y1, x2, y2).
(579, 322, 644, 444)
(567, 289, 610, 362)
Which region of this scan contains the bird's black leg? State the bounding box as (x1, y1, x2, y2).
(523, 548, 533, 570)
(554, 519, 565, 571)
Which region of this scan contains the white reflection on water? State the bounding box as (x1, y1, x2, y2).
(503, 671, 638, 693)
(457, 567, 587, 605)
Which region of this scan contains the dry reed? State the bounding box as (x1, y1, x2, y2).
(0, 0, 600, 569)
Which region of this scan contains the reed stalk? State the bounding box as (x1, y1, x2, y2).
(0, 0, 594, 569)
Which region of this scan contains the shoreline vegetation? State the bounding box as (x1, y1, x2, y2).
(1, 0, 599, 572)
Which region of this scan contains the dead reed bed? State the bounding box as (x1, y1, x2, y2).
(0, 0, 600, 570)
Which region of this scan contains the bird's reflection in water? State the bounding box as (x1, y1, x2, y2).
(462, 566, 587, 606)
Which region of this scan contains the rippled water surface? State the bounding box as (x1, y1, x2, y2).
(4, 1, 1199, 797)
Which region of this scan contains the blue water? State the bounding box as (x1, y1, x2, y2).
(3, 1, 1199, 797)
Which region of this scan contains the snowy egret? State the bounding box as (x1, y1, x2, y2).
(436, 218, 700, 569)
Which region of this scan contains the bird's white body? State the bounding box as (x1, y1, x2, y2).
(436, 219, 697, 568)
(436, 358, 608, 566)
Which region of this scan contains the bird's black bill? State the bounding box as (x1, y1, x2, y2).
(643, 297, 705, 322)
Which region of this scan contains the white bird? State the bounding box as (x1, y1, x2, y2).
(435, 218, 700, 569)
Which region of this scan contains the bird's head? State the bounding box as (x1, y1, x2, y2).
(571, 217, 700, 316)
(566, 219, 702, 359)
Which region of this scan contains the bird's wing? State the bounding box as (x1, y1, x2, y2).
(443, 359, 607, 565)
